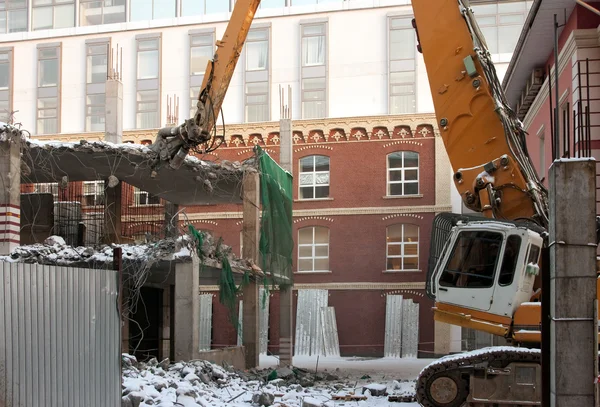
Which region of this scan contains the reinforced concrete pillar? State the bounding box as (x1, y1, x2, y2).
(279, 116, 293, 366)
(549, 159, 597, 407)
(0, 137, 21, 255)
(164, 201, 179, 238)
(103, 180, 122, 244)
(105, 78, 123, 144)
(242, 170, 260, 369)
(174, 254, 200, 361)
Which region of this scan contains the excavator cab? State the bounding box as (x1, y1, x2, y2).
(427, 213, 544, 336)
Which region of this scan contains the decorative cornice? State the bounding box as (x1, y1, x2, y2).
(181, 205, 452, 221)
(294, 216, 334, 223)
(523, 28, 599, 130)
(198, 282, 426, 291)
(381, 213, 424, 221)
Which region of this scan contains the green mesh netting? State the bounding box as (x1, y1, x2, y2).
(255, 145, 294, 289)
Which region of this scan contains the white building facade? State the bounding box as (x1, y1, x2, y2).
(0, 0, 532, 136)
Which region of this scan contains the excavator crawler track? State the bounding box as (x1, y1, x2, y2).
(416, 347, 541, 407)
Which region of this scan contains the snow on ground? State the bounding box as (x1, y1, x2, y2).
(122, 354, 435, 407)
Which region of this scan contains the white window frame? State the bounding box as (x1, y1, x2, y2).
(471, 2, 528, 59)
(134, 187, 161, 206)
(189, 29, 215, 118)
(388, 14, 416, 114)
(135, 34, 161, 130)
(300, 19, 327, 119)
(297, 226, 329, 273)
(386, 224, 419, 271)
(244, 25, 270, 123)
(37, 43, 61, 135)
(79, 0, 126, 26)
(299, 155, 330, 200)
(387, 151, 419, 197)
(0, 0, 28, 33)
(85, 38, 109, 132)
(83, 181, 104, 206)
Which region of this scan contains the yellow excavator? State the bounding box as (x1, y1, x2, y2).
(150, 0, 261, 170)
(411, 0, 600, 406)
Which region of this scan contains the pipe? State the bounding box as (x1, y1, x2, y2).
(576, 0, 600, 16)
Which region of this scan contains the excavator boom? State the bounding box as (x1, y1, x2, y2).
(150, 0, 261, 169)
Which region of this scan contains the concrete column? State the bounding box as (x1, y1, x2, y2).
(242, 170, 260, 369)
(279, 117, 294, 366)
(0, 137, 21, 255)
(103, 180, 122, 244)
(549, 159, 597, 407)
(160, 286, 171, 360)
(174, 255, 200, 361)
(105, 79, 123, 144)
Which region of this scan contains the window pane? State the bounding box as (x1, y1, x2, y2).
(498, 2, 525, 13)
(190, 45, 212, 75)
(475, 15, 496, 26)
(298, 259, 312, 272)
(87, 53, 107, 83)
(136, 111, 158, 129)
(205, 0, 228, 13)
(498, 25, 520, 54)
(404, 244, 418, 256)
(315, 173, 329, 185)
(300, 173, 313, 186)
(314, 156, 329, 171)
(499, 235, 521, 286)
(32, 6, 52, 30)
(37, 97, 57, 109)
(55, 4, 75, 28)
(388, 244, 401, 256)
(390, 17, 412, 29)
(315, 244, 328, 257)
(388, 152, 403, 168)
(0, 12, 6, 34)
(300, 156, 314, 172)
(39, 58, 58, 87)
(138, 50, 158, 79)
(246, 81, 268, 94)
(387, 224, 402, 241)
(404, 224, 418, 242)
(314, 258, 329, 271)
(390, 71, 415, 85)
(314, 227, 328, 244)
(153, 0, 175, 18)
(87, 93, 105, 105)
(405, 169, 418, 181)
(387, 257, 402, 270)
(404, 152, 418, 167)
(298, 246, 312, 257)
(0, 62, 8, 89)
(246, 104, 269, 123)
(103, 0, 125, 24)
(480, 26, 498, 54)
(302, 77, 325, 90)
(247, 94, 268, 104)
(8, 9, 26, 32)
(314, 186, 328, 198)
(302, 24, 325, 36)
(300, 186, 313, 199)
(390, 95, 415, 114)
(389, 170, 403, 182)
(302, 35, 325, 66)
(389, 183, 403, 196)
(499, 13, 524, 25)
(181, 0, 203, 16)
(404, 183, 418, 195)
(37, 118, 57, 134)
(260, 0, 284, 7)
(138, 39, 158, 50)
(390, 29, 415, 60)
(302, 100, 325, 118)
(403, 256, 418, 270)
(130, 0, 151, 21)
(298, 228, 313, 244)
(246, 40, 268, 71)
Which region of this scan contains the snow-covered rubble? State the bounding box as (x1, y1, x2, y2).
(0, 234, 258, 273)
(121, 354, 419, 407)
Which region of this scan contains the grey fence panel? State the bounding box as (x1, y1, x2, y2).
(0, 262, 120, 407)
(401, 299, 419, 358)
(294, 289, 328, 356)
(237, 300, 243, 346)
(259, 288, 270, 355)
(199, 294, 213, 351)
(321, 307, 340, 357)
(384, 295, 403, 358)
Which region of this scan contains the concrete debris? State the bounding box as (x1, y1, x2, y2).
(0, 232, 260, 276)
(363, 383, 387, 397)
(300, 397, 323, 407)
(252, 391, 275, 406)
(108, 174, 120, 188)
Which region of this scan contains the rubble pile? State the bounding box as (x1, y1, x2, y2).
(121, 354, 418, 407)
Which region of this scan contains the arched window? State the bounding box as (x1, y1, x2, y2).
(387, 151, 419, 196)
(386, 224, 419, 271)
(299, 155, 330, 199)
(298, 226, 329, 272)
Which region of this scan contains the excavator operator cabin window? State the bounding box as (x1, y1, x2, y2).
(498, 235, 521, 286)
(439, 230, 503, 289)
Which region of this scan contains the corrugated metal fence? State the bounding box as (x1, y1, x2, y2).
(198, 294, 213, 351)
(384, 295, 420, 358)
(0, 262, 121, 407)
(294, 289, 340, 357)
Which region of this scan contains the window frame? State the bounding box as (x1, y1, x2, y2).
(388, 14, 416, 114)
(33, 182, 59, 201)
(386, 151, 420, 197)
(244, 25, 270, 123)
(133, 187, 161, 206)
(297, 226, 330, 273)
(32, 0, 75, 31)
(386, 223, 420, 272)
(0, 0, 28, 34)
(189, 28, 215, 118)
(82, 181, 105, 207)
(85, 38, 109, 132)
(300, 19, 328, 119)
(36, 43, 61, 135)
(135, 34, 161, 130)
(471, 2, 528, 57)
(0, 47, 13, 123)
(79, 0, 126, 26)
(130, 0, 176, 21)
(298, 155, 330, 200)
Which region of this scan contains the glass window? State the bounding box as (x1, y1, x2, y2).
(83, 181, 105, 206)
(136, 89, 159, 129)
(130, 0, 175, 21)
(86, 94, 105, 131)
(298, 226, 329, 272)
(134, 187, 161, 205)
(86, 44, 107, 84)
(301, 22, 327, 119)
(387, 151, 419, 196)
(259, 0, 285, 7)
(189, 31, 214, 118)
(32, 1, 75, 31)
(137, 39, 159, 80)
(386, 224, 419, 271)
(302, 24, 325, 66)
(37, 45, 60, 135)
(245, 27, 269, 122)
(439, 230, 503, 288)
(299, 155, 329, 199)
(389, 16, 416, 114)
(190, 45, 212, 75)
(205, 0, 228, 13)
(0, 1, 27, 33)
(472, 2, 528, 55)
(498, 235, 521, 286)
(85, 42, 107, 132)
(79, 0, 126, 26)
(38, 59, 58, 87)
(0, 49, 11, 122)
